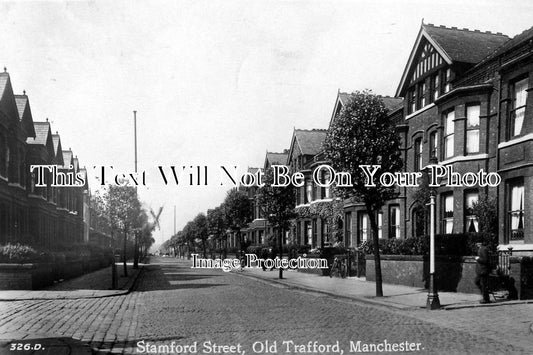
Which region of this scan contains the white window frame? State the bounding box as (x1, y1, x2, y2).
(466, 105, 480, 154)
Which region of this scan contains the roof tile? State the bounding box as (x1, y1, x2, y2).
(265, 152, 288, 165)
(294, 129, 327, 155)
(423, 23, 509, 64)
(26, 122, 50, 145)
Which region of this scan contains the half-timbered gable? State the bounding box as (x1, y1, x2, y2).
(397, 23, 509, 116)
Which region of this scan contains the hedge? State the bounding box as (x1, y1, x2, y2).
(360, 232, 497, 256)
(0, 242, 113, 264)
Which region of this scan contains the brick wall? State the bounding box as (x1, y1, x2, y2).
(366, 255, 533, 298)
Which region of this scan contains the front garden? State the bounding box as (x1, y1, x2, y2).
(0, 242, 113, 290)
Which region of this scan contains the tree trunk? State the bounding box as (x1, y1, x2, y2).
(366, 204, 383, 297)
(278, 227, 283, 279)
(133, 231, 139, 269)
(202, 239, 207, 258)
(123, 227, 128, 277)
(237, 230, 242, 254)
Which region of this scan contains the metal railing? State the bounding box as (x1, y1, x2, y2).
(489, 248, 512, 276)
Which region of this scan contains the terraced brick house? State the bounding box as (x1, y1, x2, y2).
(287, 128, 329, 249)
(0, 70, 96, 250)
(396, 23, 533, 255)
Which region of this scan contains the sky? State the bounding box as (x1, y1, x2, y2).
(1, 0, 532, 247)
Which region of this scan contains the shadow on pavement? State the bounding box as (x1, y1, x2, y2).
(134, 264, 225, 291)
(161, 273, 222, 281)
(43, 264, 138, 291)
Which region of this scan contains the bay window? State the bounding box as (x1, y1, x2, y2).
(466, 104, 480, 154)
(444, 110, 455, 158)
(464, 191, 479, 233)
(508, 180, 525, 241)
(389, 205, 401, 239)
(510, 77, 528, 138)
(442, 193, 454, 234)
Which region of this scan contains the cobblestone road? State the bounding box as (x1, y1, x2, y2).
(0, 257, 531, 354)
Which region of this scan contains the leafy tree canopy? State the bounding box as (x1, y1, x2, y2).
(223, 188, 251, 230)
(323, 90, 403, 211)
(258, 168, 296, 230)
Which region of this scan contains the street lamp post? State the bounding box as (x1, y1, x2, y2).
(424, 157, 441, 310)
(426, 189, 440, 309)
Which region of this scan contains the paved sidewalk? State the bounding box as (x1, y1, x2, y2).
(0, 263, 142, 301)
(235, 266, 531, 310)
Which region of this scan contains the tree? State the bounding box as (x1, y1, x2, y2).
(258, 168, 296, 278)
(223, 188, 252, 254)
(105, 185, 142, 277)
(192, 213, 209, 258)
(207, 205, 228, 257)
(182, 221, 196, 258)
(323, 90, 403, 297)
(89, 190, 111, 237)
(472, 195, 498, 235)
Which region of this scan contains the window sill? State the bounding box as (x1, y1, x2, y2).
(310, 198, 333, 204)
(498, 133, 533, 149)
(497, 243, 533, 251)
(405, 103, 436, 120)
(295, 203, 310, 208)
(438, 153, 488, 166)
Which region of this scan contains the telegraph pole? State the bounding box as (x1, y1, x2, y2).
(133, 110, 140, 269)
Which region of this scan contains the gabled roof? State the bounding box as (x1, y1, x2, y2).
(293, 129, 327, 156)
(52, 133, 61, 155)
(52, 133, 64, 165)
(62, 150, 73, 169)
(26, 121, 55, 160)
(287, 129, 327, 164)
(329, 91, 350, 128)
(14, 94, 36, 138)
(382, 96, 404, 112)
(424, 24, 509, 63)
(264, 151, 288, 168)
(477, 26, 533, 65)
(79, 167, 88, 189)
(396, 23, 509, 96)
(329, 92, 404, 128)
(0, 72, 21, 127)
(27, 121, 52, 146)
(338, 92, 351, 105)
